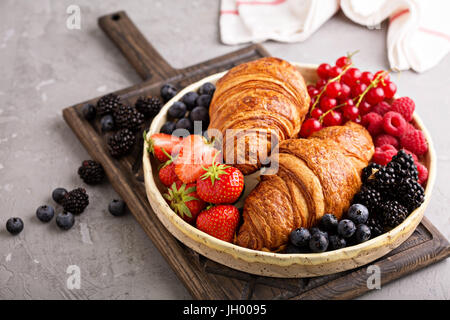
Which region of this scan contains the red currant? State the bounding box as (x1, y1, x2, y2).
(351, 83, 367, 98)
(336, 56, 351, 68)
(310, 108, 323, 119)
(323, 111, 343, 127)
(360, 71, 374, 85)
(342, 98, 354, 107)
(342, 105, 360, 121)
(339, 83, 351, 100)
(316, 78, 327, 90)
(317, 63, 331, 79)
(381, 81, 397, 99)
(310, 97, 316, 107)
(320, 97, 337, 111)
(328, 66, 343, 78)
(354, 117, 362, 124)
(308, 85, 319, 97)
(359, 100, 372, 115)
(374, 70, 390, 82)
(300, 118, 322, 137)
(325, 81, 342, 98)
(366, 87, 385, 105)
(342, 68, 362, 87)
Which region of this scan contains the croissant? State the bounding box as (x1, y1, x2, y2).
(208, 57, 310, 175)
(236, 122, 374, 251)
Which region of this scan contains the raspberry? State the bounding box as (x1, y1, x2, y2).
(372, 101, 391, 116)
(404, 122, 416, 136)
(361, 112, 383, 136)
(401, 148, 419, 164)
(400, 129, 428, 155)
(383, 111, 407, 137)
(391, 97, 415, 122)
(416, 162, 428, 185)
(374, 134, 399, 149)
(372, 145, 398, 166)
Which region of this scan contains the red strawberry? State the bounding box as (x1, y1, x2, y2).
(196, 205, 240, 243)
(147, 133, 182, 162)
(158, 161, 179, 187)
(174, 135, 220, 183)
(197, 163, 244, 204)
(164, 182, 206, 224)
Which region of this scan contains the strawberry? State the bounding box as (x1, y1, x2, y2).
(197, 163, 244, 204)
(174, 135, 219, 183)
(158, 161, 179, 187)
(164, 182, 206, 224)
(196, 205, 240, 243)
(147, 133, 182, 162)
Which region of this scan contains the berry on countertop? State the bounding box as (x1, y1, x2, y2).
(319, 213, 338, 232)
(113, 104, 144, 132)
(361, 112, 383, 136)
(198, 82, 216, 96)
(374, 134, 399, 149)
(108, 199, 127, 217)
(160, 121, 177, 135)
(289, 227, 311, 248)
(380, 200, 408, 228)
(96, 93, 121, 116)
(416, 162, 428, 185)
(400, 128, 428, 156)
(52, 187, 68, 204)
(347, 204, 369, 224)
(62, 188, 89, 215)
(135, 96, 162, 118)
(100, 114, 115, 132)
(383, 111, 407, 137)
(36, 205, 55, 223)
(168, 101, 187, 119)
(6, 217, 24, 235)
(164, 182, 206, 224)
(196, 205, 240, 243)
(160, 83, 178, 102)
(55, 212, 75, 230)
(391, 97, 415, 122)
(309, 232, 329, 253)
(328, 234, 346, 250)
(372, 101, 391, 116)
(355, 224, 371, 243)
(82, 103, 96, 120)
(108, 129, 136, 158)
(373, 144, 398, 166)
(147, 133, 182, 162)
(337, 219, 356, 238)
(182, 91, 199, 110)
(78, 160, 105, 185)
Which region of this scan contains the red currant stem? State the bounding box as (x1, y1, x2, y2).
(318, 102, 346, 123)
(346, 50, 360, 60)
(354, 70, 389, 108)
(310, 63, 354, 114)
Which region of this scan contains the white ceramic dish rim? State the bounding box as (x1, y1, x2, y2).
(143, 62, 436, 266)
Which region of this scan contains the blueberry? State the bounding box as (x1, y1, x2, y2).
(160, 84, 178, 102)
(319, 213, 338, 232)
(328, 235, 346, 251)
(36, 205, 55, 223)
(108, 199, 127, 216)
(347, 204, 369, 224)
(82, 103, 96, 120)
(198, 82, 215, 96)
(289, 227, 311, 248)
(309, 227, 328, 239)
(284, 243, 306, 254)
(309, 233, 329, 253)
(52, 187, 68, 204)
(160, 121, 176, 135)
(337, 219, 356, 238)
(175, 118, 193, 133)
(182, 92, 199, 110)
(190, 106, 209, 123)
(196, 94, 212, 108)
(56, 212, 75, 230)
(168, 101, 187, 119)
(355, 224, 371, 243)
(6, 217, 24, 235)
(100, 114, 114, 132)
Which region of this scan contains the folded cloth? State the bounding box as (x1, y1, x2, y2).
(220, 0, 450, 72)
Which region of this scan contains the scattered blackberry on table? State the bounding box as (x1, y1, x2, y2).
(354, 224, 371, 243)
(135, 96, 162, 118)
(396, 177, 425, 213)
(62, 188, 89, 215)
(353, 186, 382, 212)
(289, 227, 311, 248)
(329, 234, 346, 251)
(168, 101, 187, 119)
(361, 162, 382, 183)
(198, 82, 215, 96)
(36, 205, 55, 223)
(160, 83, 178, 102)
(78, 160, 105, 185)
(388, 149, 418, 181)
(6, 217, 24, 235)
(380, 200, 408, 228)
(56, 212, 75, 230)
(337, 219, 356, 238)
(196, 94, 212, 108)
(347, 204, 369, 224)
(96, 93, 121, 115)
(367, 217, 384, 237)
(108, 199, 127, 216)
(175, 118, 193, 134)
(113, 104, 144, 132)
(309, 232, 329, 253)
(182, 91, 199, 110)
(108, 129, 136, 157)
(100, 114, 115, 132)
(82, 103, 96, 120)
(160, 121, 177, 135)
(319, 213, 338, 232)
(52, 187, 68, 204)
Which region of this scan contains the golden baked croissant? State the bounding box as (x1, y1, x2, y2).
(236, 122, 374, 251)
(208, 57, 310, 175)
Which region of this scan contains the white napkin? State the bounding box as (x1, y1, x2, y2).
(220, 0, 450, 72)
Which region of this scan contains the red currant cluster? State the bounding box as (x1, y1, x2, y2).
(300, 54, 397, 137)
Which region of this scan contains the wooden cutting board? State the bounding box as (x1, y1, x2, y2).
(62, 11, 450, 300)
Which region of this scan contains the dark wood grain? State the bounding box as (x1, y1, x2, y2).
(62, 11, 450, 300)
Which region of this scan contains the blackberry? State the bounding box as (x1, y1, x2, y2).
(380, 200, 408, 228)
(397, 177, 425, 212)
(96, 93, 121, 115)
(353, 186, 382, 212)
(372, 165, 397, 192)
(367, 217, 384, 237)
(108, 129, 135, 158)
(135, 96, 162, 118)
(388, 150, 419, 181)
(78, 160, 105, 185)
(361, 163, 382, 183)
(62, 188, 89, 215)
(113, 105, 144, 132)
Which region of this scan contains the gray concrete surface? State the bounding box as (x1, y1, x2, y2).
(0, 0, 449, 300)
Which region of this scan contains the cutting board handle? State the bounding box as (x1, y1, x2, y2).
(98, 11, 177, 81)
